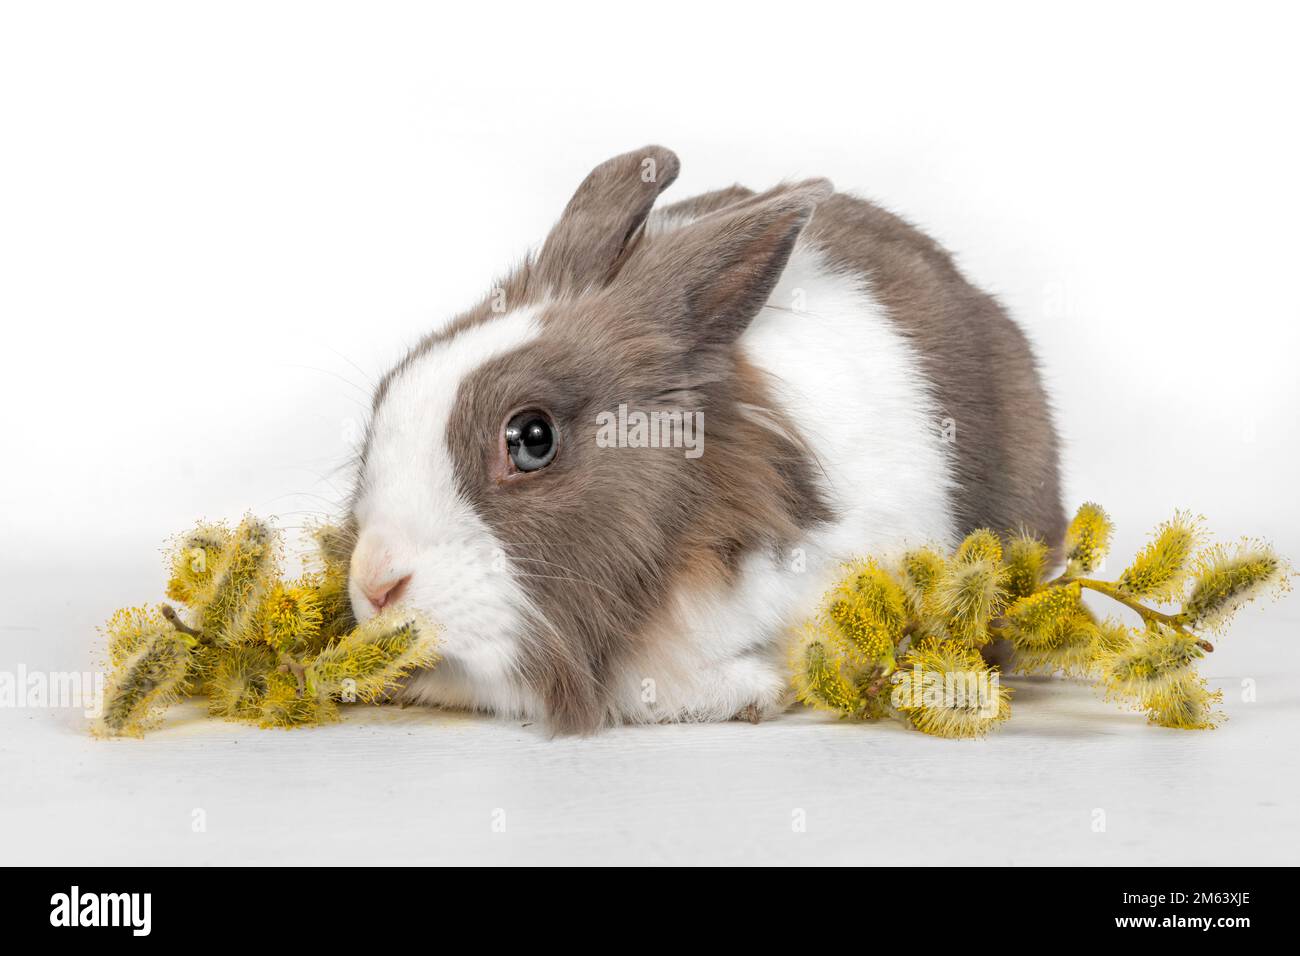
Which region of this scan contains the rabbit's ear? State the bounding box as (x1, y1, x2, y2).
(533, 145, 680, 295)
(617, 179, 833, 347)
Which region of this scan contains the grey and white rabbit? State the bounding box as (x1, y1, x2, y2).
(345, 146, 1063, 733)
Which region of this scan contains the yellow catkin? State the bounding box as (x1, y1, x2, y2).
(891, 639, 1012, 739)
(1005, 583, 1085, 650)
(1002, 532, 1049, 601)
(1093, 618, 1136, 657)
(1094, 624, 1204, 704)
(937, 557, 1006, 647)
(307, 609, 441, 703)
(900, 547, 948, 627)
(823, 560, 907, 669)
(956, 529, 1004, 566)
(96, 631, 194, 737)
(1064, 502, 1112, 574)
(309, 521, 357, 641)
(258, 669, 339, 729)
(257, 579, 325, 654)
(1117, 512, 1202, 602)
(206, 645, 277, 720)
(186, 643, 219, 691)
(790, 632, 860, 715)
(1181, 540, 1288, 632)
(198, 517, 280, 645)
(1011, 614, 1100, 677)
(1145, 673, 1223, 730)
(165, 521, 232, 607)
(102, 605, 170, 670)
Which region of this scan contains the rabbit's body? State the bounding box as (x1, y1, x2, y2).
(348, 148, 1063, 732)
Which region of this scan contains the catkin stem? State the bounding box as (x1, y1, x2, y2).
(160, 604, 204, 642)
(277, 653, 307, 697)
(1054, 577, 1214, 652)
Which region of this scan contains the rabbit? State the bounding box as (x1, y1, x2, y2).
(344, 145, 1064, 733)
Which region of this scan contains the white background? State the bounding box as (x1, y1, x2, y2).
(1, 1, 1297, 865)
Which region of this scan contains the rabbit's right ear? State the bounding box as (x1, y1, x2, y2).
(534, 145, 680, 296)
(612, 178, 832, 350)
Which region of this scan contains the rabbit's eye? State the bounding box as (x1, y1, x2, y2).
(504, 410, 558, 472)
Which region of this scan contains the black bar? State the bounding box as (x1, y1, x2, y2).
(5, 866, 1283, 939)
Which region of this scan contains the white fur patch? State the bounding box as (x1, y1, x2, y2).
(748, 241, 957, 553)
(351, 307, 547, 719)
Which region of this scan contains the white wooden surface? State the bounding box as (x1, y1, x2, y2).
(3, 568, 1296, 866)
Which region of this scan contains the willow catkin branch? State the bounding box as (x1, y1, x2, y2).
(1071, 578, 1212, 650)
(791, 506, 1287, 738)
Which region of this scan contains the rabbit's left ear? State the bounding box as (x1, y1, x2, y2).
(534, 145, 680, 295)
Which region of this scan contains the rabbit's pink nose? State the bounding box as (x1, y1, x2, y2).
(362, 573, 412, 612)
